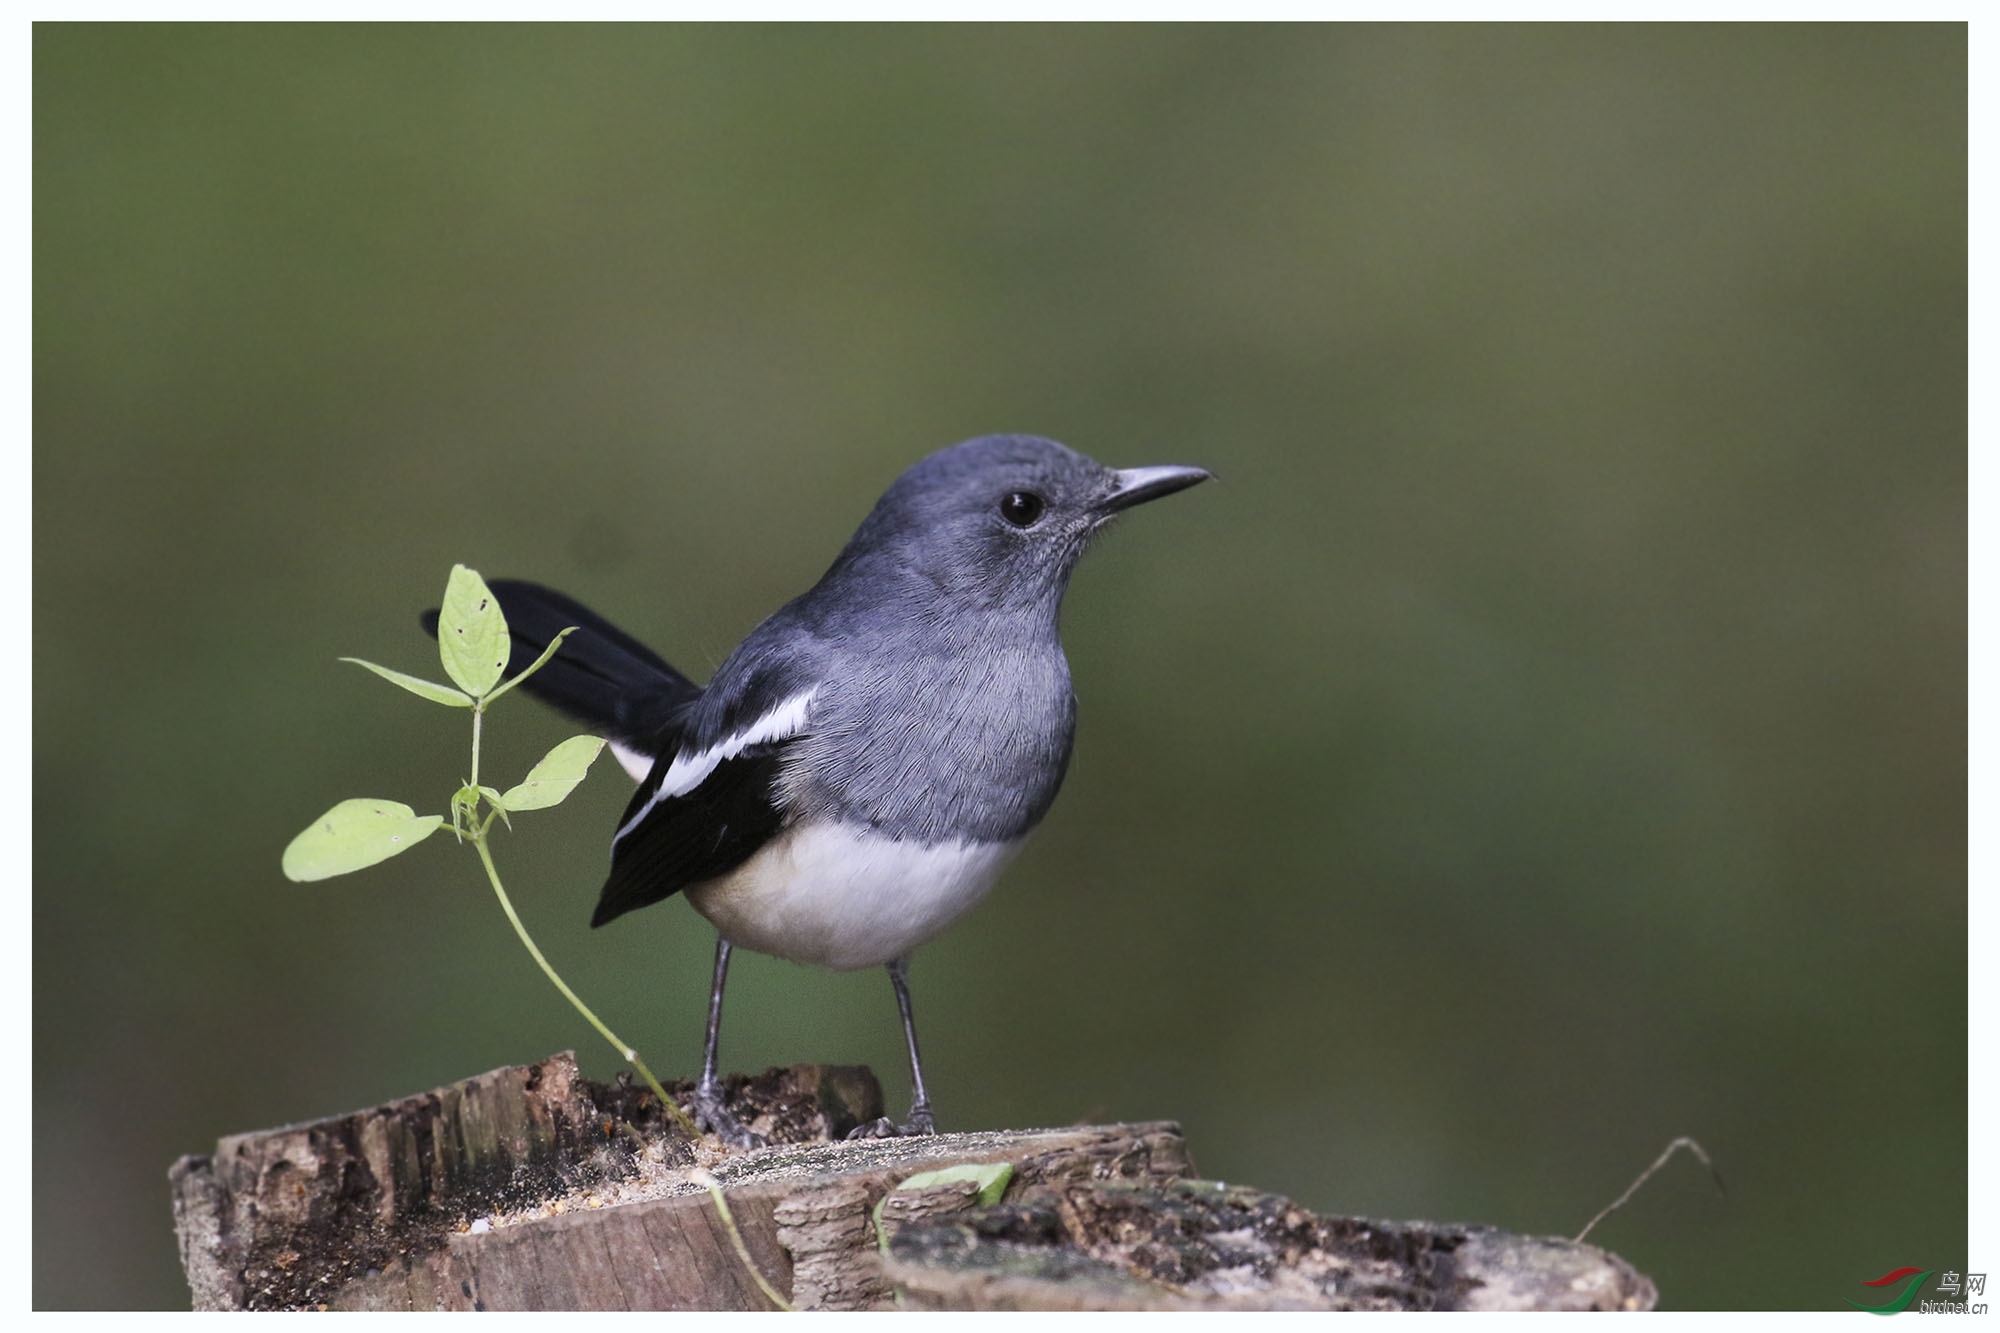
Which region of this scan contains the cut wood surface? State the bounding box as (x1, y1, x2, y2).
(170, 1052, 1658, 1311)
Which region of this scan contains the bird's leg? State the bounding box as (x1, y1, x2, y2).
(848, 955, 938, 1138)
(890, 956, 938, 1133)
(691, 935, 765, 1149)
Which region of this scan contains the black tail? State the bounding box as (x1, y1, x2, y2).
(421, 579, 699, 754)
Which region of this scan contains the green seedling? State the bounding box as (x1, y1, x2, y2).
(893, 1162, 1014, 1208)
(282, 563, 698, 1137)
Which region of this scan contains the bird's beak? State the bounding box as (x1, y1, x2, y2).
(1097, 465, 1213, 515)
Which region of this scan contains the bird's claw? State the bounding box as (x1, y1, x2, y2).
(846, 1107, 937, 1140)
(692, 1083, 767, 1150)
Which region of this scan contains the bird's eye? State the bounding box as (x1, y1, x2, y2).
(999, 491, 1045, 527)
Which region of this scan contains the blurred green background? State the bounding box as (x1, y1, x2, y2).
(34, 23, 1964, 1311)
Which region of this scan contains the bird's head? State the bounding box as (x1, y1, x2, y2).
(830, 435, 1211, 619)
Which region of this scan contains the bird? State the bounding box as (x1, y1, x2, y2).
(439, 434, 1209, 1145)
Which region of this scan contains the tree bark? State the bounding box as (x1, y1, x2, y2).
(169, 1052, 1656, 1311)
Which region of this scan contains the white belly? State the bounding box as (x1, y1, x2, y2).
(686, 822, 1022, 971)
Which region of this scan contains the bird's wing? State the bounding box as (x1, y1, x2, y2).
(590, 683, 818, 928)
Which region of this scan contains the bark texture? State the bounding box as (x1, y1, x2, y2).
(170, 1053, 1656, 1311)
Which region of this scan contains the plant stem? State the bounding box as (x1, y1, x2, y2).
(472, 834, 700, 1137)
(692, 1169, 795, 1311)
(470, 700, 484, 790)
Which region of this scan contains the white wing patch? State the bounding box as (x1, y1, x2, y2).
(613, 688, 816, 846)
(607, 740, 654, 784)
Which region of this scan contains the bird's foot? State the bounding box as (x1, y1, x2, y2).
(692, 1081, 768, 1150)
(846, 1105, 937, 1139)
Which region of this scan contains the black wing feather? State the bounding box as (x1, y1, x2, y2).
(590, 746, 790, 927)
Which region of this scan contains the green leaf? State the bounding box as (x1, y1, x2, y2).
(339, 657, 473, 707)
(476, 785, 511, 831)
(499, 735, 607, 812)
(895, 1162, 1014, 1207)
(282, 798, 444, 882)
(437, 564, 509, 698)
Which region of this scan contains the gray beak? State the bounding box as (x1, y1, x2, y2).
(1098, 464, 1213, 515)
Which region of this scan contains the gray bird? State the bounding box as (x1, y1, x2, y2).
(465, 435, 1209, 1144)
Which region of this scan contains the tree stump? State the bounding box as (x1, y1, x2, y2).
(169, 1052, 1657, 1311)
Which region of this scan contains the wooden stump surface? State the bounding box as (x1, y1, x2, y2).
(169, 1052, 1657, 1311)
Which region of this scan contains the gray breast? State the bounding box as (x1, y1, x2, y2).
(780, 639, 1077, 844)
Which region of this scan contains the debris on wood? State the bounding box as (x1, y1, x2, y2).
(170, 1053, 1656, 1311)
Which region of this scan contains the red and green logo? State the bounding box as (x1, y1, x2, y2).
(1850, 1267, 1935, 1315)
